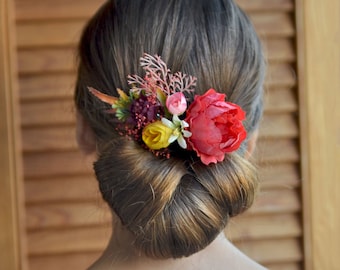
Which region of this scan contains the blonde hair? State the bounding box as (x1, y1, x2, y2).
(75, 0, 265, 259)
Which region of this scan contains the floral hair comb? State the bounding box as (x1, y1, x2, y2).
(89, 53, 247, 165)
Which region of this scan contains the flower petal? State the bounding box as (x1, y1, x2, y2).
(169, 134, 178, 143)
(182, 130, 192, 138)
(177, 136, 187, 149)
(161, 117, 175, 129)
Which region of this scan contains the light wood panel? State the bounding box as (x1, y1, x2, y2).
(297, 0, 340, 269)
(0, 0, 27, 269)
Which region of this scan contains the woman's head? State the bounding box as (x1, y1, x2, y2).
(75, 0, 265, 259)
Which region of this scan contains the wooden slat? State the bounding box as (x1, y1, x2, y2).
(23, 151, 92, 179)
(264, 88, 298, 113)
(249, 189, 301, 215)
(255, 138, 299, 164)
(26, 202, 110, 230)
(263, 262, 302, 270)
(26, 198, 301, 232)
(25, 206, 302, 243)
(16, 20, 85, 48)
(234, 238, 303, 264)
(259, 114, 298, 138)
(252, 13, 294, 37)
(18, 68, 296, 103)
(19, 67, 296, 127)
(20, 99, 75, 127)
(265, 63, 297, 87)
(19, 74, 75, 101)
(17, 39, 295, 75)
(22, 139, 299, 179)
(25, 176, 99, 204)
(265, 38, 295, 62)
(22, 126, 77, 152)
(23, 163, 299, 204)
(16, 13, 294, 48)
(18, 48, 76, 74)
(29, 252, 101, 270)
(20, 117, 296, 151)
(15, 0, 104, 21)
(20, 91, 297, 127)
(15, 0, 293, 21)
(226, 213, 302, 241)
(21, 113, 297, 153)
(27, 0, 295, 19)
(259, 163, 300, 189)
(237, 0, 294, 12)
(27, 228, 302, 260)
(27, 226, 110, 255)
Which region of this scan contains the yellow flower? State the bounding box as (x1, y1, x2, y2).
(142, 121, 173, 150)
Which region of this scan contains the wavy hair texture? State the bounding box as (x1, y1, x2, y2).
(75, 0, 266, 259)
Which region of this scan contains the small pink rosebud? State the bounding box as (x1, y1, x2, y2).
(166, 92, 187, 115)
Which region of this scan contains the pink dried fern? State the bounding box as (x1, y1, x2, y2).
(127, 53, 197, 96)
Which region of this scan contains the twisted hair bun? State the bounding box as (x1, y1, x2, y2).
(94, 138, 257, 258)
(75, 0, 265, 259)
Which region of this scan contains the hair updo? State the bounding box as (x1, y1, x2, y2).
(75, 0, 265, 259)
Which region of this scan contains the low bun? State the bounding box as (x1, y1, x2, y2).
(94, 139, 257, 258)
(75, 0, 265, 260)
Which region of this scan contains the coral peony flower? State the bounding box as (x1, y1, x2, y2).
(142, 121, 173, 150)
(166, 92, 187, 115)
(185, 89, 247, 165)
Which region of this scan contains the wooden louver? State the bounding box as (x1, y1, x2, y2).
(15, 0, 303, 269)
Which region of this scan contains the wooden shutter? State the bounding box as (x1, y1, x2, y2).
(14, 0, 304, 269)
(226, 1, 303, 269)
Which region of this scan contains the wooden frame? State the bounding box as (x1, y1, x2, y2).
(0, 0, 27, 269)
(296, 0, 340, 269)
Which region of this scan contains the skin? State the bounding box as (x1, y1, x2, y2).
(76, 113, 266, 270)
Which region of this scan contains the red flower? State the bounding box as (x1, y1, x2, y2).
(185, 89, 247, 165)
